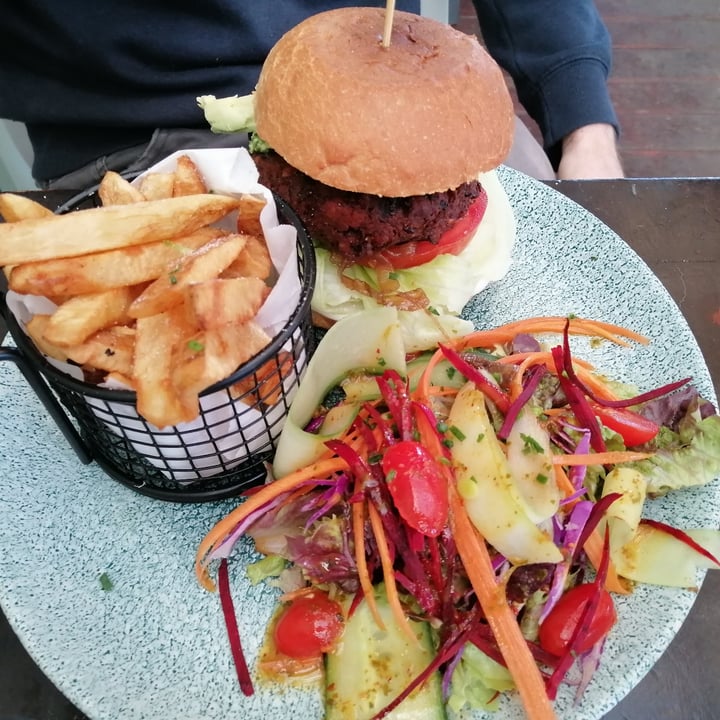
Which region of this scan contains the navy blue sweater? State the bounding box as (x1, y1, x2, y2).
(0, 0, 617, 181)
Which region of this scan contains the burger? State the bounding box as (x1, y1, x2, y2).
(199, 7, 517, 351)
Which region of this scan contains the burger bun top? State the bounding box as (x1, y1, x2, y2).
(254, 7, 515, 197)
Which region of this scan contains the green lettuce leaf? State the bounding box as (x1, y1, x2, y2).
(448, 643, 515, 714)
(197, 93, 256, 133)
(631, 414, 720, 496)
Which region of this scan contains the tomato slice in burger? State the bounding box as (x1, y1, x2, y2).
(373, 189, 488, 271)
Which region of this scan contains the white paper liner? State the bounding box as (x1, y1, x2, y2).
(7, 147, 308, 483)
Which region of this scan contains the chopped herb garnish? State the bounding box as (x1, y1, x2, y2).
(169, 274, 178, 285)
(536, 473, 549, 485)
(449, 425, 466, 441)
(388, 272, 399, 280)
(386, 469, 397, 483)
(99, 572, 113, 591)
(187, 339, 204, 352)
(427, 306, 440, 316)
(443, 438, 454, 449)
(446, 366, 457, 380)
(378, 356, 387, 367)
(436, 421, 449, 433)
(368, 453, 382, 464)
(520, 433, 544, 454)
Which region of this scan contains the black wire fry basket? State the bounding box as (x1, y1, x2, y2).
(0, 189, 316, 502)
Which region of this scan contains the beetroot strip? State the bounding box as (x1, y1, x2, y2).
(560, 320, 690, 408)
(218, 558, 254, 696)
(497, 364, 545, 440)
(439, 343, 511, 413)
(641, 518, 720, 567)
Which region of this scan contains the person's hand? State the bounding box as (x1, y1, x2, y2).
(557, 123, 624, 180)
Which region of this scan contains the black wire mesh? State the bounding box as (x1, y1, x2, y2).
(0, 190, 316, 502)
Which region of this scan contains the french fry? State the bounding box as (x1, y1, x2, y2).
(187, 276, 269, 330)
(222, 234, 274, 282)
(25, 314, 71, 362)
(173, 155, 208, 196)
(235, 193, 267, 236)
(172, 320, 272, 415)
(128, 234, 248, 319)
(8, 226, 226, 297)
(98, 171, 145, 206)
(43, 286, 134, 347)
(230, 350, 294, 407)
(138, 172, 175, 201)
(134, 307, 198, 428)
(65, 325, 136, 377)
(0, 193, 241, 265)
(25, 314, 136, 376)
(0, 193, 55, 222)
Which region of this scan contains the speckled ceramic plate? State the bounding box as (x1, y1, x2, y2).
(0, 167, 717, 720)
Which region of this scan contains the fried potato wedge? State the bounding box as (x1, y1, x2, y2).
(230, 350, 294, 407)
(128, 234, 248, 319)
(66, 325, 137, 377)
(235, 193, 267, 236)
(98, 171, 145, 206)
(173, 155, 208, 196)
(134, 307, 198, 428)
(25, 314, 70, 362)
(0, 193, 241, 265)
(138, 172, 175, 201)
(43, 286, 134, 347)
(8, 226, 226, 297)
(0, 193, 55, 222)
(172, 320, 272, 415)
(222, 234, 274, 282)
(187, 276, 269, 330)
(25, 314, 136, 376)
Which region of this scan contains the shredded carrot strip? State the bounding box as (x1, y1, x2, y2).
(352, 499, 385, 629)
(452, 316, 648, 352)
(449, 484, 558, 720)
(552, 451, 652, 466)
(278, 585, 317, 603)
(195, 456, 348, 591)
(554, 464, 575, 497)
(583, 529, 631, 594)
(414, 315, 647, 407)
(367, 502, 417, 644)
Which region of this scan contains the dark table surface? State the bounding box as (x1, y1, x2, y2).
(1, 177, 719, 720)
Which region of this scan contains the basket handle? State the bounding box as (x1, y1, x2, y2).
(0, 345, 93, 465)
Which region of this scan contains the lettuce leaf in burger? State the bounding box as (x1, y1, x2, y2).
(198, 7, 517, 351)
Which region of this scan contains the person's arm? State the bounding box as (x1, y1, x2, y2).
(471, 0, 623, 179)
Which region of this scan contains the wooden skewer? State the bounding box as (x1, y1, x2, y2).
(382, 0, 396, 47)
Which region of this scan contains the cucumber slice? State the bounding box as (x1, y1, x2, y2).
(325, 589, 446, 720)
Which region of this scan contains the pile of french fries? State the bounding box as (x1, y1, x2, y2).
(0, 155, 283, 429)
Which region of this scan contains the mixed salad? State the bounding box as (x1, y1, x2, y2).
(195, 307, 720, 720)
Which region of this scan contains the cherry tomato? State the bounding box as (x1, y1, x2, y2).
(382, 440, 449, 537)
(591, 404, 660, 447)
(273, 591, 344, 659)
(369, 190, 488, 270)
(538, 583, 617, 657)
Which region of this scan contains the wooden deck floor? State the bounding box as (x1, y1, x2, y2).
(457, 0, 720, 178)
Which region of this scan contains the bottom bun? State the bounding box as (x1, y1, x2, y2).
(311, 169, 516, 352)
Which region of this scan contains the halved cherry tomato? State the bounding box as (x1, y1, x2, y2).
(381, 440, 449, 537)
(273, 591, 344, 659)
(369, 190, 488, 271)
(591, 404, 660, 447)
(538, 583, 617, 657)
